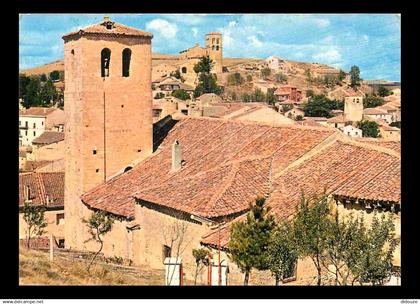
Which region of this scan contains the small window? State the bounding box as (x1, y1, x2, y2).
(212, 38, 215, 44)
(216, 46, 219, 51)
(93, 149, 97, 155)
(96, 169, 99, 173)
(33, 131, 36, 137)
(33, 122, 36, 128)
(25, 121, 28, 128)
(122, 48, 132, 77)
(25, 131, 28, 136)
(162, 245, 171, 262)
(56, 213, 65, 225)
(71, 49, 75, 55)
(182, 67, 187, 74)
(42, 121, 44, 126)
(57, 239, 65, 248)
(217, 38, 220, 44)
(101, 48, 111, 77)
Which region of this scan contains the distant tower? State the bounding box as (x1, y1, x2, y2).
(344, 95, 364, 122)
(62, 17, 153, 249)
(205, 32, 223, 74)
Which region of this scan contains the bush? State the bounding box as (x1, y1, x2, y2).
(260, 68, 271, 79)
(171, 89, 190, 100)
(304, 94, 343, 118)
(363, 95, 385, 108)
(357, 120, 380, 138)
(274, 73, 288, 83)
(227, 72, 245, 86)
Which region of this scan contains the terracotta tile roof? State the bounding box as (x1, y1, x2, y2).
(381, 125, 401, 132)
(32, 131, 64, 145)
(19, 172, 64, 208)
(81, 118, 335, 218)
(202, 139, 400, 248)
(327, 115, 351, 123)
(353, 138, 400, 153)
(343, 89, 364, 97)
(62, 20, 153, 41)
(23, 160, 53, 172)
(19, 107, 57, 117)
(364, 108, 389, 115)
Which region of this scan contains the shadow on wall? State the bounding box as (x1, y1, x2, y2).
(153, 116, 180, 152)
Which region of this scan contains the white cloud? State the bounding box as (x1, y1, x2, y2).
(247, 35, 263, 48)
(191, 27, 198, 37)
(146, 19, 177, 39)
(228, 21, 237, 27)
(315, 18, 330, 28)
(312, 49, 342, 63)
(362, 34, 369, 42)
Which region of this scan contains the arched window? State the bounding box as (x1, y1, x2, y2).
(122, 48, 132, 77)
(216, 46, 219, 51)
(101, 48, 111, 77)
(182, 67, 187, 74)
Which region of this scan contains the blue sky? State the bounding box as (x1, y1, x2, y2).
(19, 14, 401, 81)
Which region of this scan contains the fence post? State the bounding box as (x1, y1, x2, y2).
(49, 234, 54, 261)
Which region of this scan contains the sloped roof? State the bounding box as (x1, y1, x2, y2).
(19, 107, 57, 117)
(327, 115, 351, 123)
(364, 108, 389, 115)
(32, 131, 64, 145)
(81, 118, 336, 218)
(19, 172, 64, 208)
(62, 19, 153, 41)
(202, 138, 400, 248)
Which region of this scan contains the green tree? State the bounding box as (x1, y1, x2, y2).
(24, 76, 42, 108)
(40, 73, 47, 82)
(295, 115, 304, 121)
(22, 201, 48, 249)
(377, 86, 392, 97)
(306, 90, 315, 99)
(305, 68, 312, 82)
(303, 94, 343, 118)
(228, 197, 276, 285)
(252, 88, 266, 103)
(357, 120, 380, 138)
(363, 95, 385, 108)
(338, 70, 346, 82)
(227, 72, 245, 86)
(260, 67, 271, 79)
(274, 72, 288, 83)
(293, 193, 330, 286)
(39, 79, 56, 107)
(171, 89, 190, 100)
(192, 248, 210, 285)
(19, 74, 30, 100)
(49, 70, 60, 81)
(267, 221, 297, 285)
(266, 88, 276, 105)
(246, 74, 253, 82)
(348, 213, 399, 286)
(241, 93, 251, 103)
(193, 56, 222, 98)
(83, 211, 114, 271)
(349, 65, 361, 88)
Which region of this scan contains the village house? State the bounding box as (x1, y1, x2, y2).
(363, 108, 393, 124)
(58, 18, 400, 286)
(265, 56, 286, 72)
(19, 107, 65, 147)
(326, 115, 352, 129)
(341, 124, 362, 138)
(19, 172, 65, 248)
(152, 76, 194, 99)
(30, 131, 65, 162)
(380, 125, 401, 141)
(274, 85, 302, 103)
(304, 116, 328, 126)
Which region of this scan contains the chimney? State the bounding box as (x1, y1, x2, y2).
(172, 140, 182, 171)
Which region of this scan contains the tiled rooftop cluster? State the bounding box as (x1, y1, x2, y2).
(19, 172, 64, 208)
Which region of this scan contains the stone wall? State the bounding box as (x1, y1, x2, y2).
(19, 209, 65, 240)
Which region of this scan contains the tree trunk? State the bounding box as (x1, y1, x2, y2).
(275, 275, 280, 286)
(316, 254, 322, 286)
(87, 241, 103, 272)
(244, 272, 250, 286)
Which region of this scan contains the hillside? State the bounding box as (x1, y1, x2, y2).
(19, 247, 168, 285)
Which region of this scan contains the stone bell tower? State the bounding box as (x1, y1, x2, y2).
(62, 17, 153, 249)
(205, 32, 223, 74)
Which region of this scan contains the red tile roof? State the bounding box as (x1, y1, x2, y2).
(62, 20, 153, 41)
(19, 107, 57, 117)
(32, 131, 64, 145)
(19, 172, 64, 208)
(81, 118, 336, 218)
(202, 138, 400, 248)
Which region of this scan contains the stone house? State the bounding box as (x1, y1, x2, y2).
(30, 131, 65, 162)
(380, 125, 401, 141)
(19, 107, 65, 147)
(19, 172, 65, 248)
(363, 108, 393, 124)
(153, 76, 194, 99)
(265, 56, 285, 72)
(274, 85, 302, 103)
(327, 115, 352, 129)
(341, 125, 362, 138)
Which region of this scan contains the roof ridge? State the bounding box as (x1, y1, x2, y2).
(338, 136, 400, 159)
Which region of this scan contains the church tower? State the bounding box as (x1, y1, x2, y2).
(62, 17, 153, 249)
(344, 95, 364, 122)
(205, 32, 223, 74)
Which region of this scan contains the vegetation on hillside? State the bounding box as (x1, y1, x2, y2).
(350, 65, 362, 88)
(19, 73, 63, 109)
(363, 95, 385, 108)
(171, 89, 190, 100)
